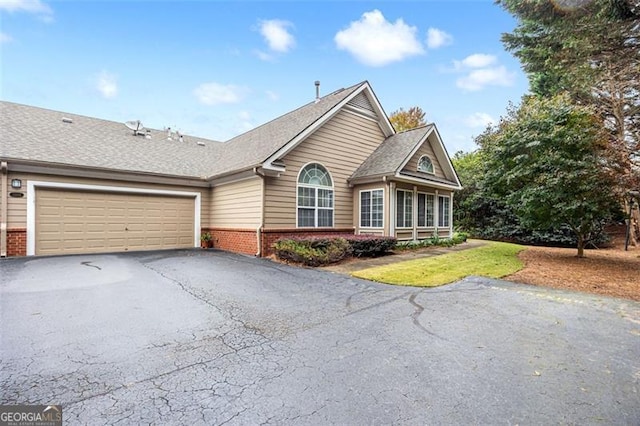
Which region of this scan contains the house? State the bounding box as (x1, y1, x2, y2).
(0, 81, 461, 258)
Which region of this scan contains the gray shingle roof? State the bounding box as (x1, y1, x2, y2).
(0, 81, 366, 179)
(0, 101, 223, 178)
(350, 125, 433, 180)
(209, 81, 365, 176)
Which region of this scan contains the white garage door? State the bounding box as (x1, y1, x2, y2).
(35, 188, 195, 255)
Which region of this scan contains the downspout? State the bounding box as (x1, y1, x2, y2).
(254, 167, 265, 257)
(1, 161, 8, 257)
(434, 189, 439, 238)
(389, 180, 396, 238)
(412, 185, 418, 242)
(449, 192, 454, 238)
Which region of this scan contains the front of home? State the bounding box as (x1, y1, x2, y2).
(0, 81, 461, 258)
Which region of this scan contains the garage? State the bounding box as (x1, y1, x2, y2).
(32, 186, 197, 256)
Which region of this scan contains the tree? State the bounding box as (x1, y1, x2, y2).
(389, 106, 426, 132)
(483, 94, 619, 257)
(498, 0, 640, 244)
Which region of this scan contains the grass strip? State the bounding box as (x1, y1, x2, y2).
(352, 241, 525, 287)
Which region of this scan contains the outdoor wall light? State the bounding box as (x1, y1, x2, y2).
(11, 179, 22, 189)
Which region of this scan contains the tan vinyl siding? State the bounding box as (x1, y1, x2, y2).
(210, 177, 262, 228)
(264, 109, 386, 228)
(402, 135, 446, 179)
(5, 172, 210, 229)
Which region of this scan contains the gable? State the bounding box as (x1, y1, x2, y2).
(261, 82, 394, 173)
(402, 135, 446, 179)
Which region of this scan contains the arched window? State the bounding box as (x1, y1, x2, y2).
(297, 163, 334, 227)
(417, 155, 434, 174)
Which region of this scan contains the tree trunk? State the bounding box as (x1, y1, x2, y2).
(577, 234, 585, 258)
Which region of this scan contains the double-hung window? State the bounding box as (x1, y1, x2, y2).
(396, 190, 413, 228)
(438, 195, 450, 227)
(417, 193, 435, 227)
(297, 163, 334, 227)
(360, 189, 384, 228)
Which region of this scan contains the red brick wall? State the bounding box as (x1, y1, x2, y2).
(7, 228, 27, 257)
(261, 228, 355, 257)
(210, 228, 258, 256)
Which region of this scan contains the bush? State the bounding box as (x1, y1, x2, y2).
(272, 237, 351, 266)
(272, 235, 397, 266)
(395, 233, 467, 251)
(344, 235, 397, 257)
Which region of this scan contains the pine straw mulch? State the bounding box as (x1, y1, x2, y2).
(506, 238, 640, 302)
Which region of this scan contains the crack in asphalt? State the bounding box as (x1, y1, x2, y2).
(408, 292, 447, 340)
(80, 261, 101, 270)
(344, 291, 412, 316)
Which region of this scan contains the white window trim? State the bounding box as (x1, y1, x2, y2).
(296, 162, 335, 228)
(359, 188, 385, 229)
(417, 155, 435, 174)
(416, 191, 436, 229)
(438, 194, 451, 228)
(26, 181, 201, 256)
(395, 189, 413, 229)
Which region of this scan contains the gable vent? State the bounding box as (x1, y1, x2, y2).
(347, 92, 375, 113)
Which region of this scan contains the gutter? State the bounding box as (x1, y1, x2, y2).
(1, 161, 7, 257)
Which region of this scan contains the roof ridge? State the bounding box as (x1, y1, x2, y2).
(0, 100, 219, 143)
(224, 81, 366, 144)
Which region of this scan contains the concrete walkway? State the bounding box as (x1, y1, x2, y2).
(321, 239, 487, 274)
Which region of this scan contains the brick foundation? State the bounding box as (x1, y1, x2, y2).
(210, 228, 258, 256)
(7, 228, 27, 257)
(261, 228, 355, 257)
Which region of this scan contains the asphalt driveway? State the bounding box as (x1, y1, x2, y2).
(1, 250, 639, 425)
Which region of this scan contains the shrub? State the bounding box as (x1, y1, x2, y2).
(272, 235, 397, 265)
(344, 235, 397, 258)
(395, 234, 467, 251)
(272, 237, 351, 266)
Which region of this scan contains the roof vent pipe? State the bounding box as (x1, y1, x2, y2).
(314, 80, 320, 103)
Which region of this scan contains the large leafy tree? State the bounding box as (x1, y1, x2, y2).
(483, 94, 619, 257)
(498, 0, 640, 243)
(389, 106, 427, 132)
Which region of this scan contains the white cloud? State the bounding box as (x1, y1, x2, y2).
(456, 66, 515, 91)
(193, 82, 249, 106)
(426, 27, 452, 49)
(254, 50, 274, 62)
(265, 90, 279, 101)
(95, 71, 117, 99)
(0, 0, 53, 22)
(0, 32, 13, 44)
(334, 9, 424, 67)
(258, 19, 295, 53)
(457, 53, 497, 69)
(465, 112, 496, 128)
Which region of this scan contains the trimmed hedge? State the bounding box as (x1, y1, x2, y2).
(344, 235, 397, 257)
(395, 232, 468, 251)
(272, 235, 397, 266)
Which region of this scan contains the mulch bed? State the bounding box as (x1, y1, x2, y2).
(506, 240, 640, 302)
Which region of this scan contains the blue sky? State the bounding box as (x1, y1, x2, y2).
(0, 0, 529, 153)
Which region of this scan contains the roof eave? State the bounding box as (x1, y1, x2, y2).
(393, 172, 462, 191)
(3, 158, 210, 187)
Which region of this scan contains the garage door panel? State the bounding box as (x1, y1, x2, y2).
(35, 189, 195, 255)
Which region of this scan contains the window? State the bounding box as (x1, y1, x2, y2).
(417, 193, 435, 227)
(297, 163, 334, 227)
(417, 155, 434, 174)
(396, 190, 413, 228)
(360, 189, 384, 228)
(438, 195, 450, 227)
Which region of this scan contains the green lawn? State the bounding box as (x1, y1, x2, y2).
(352, 241, 525, 287)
